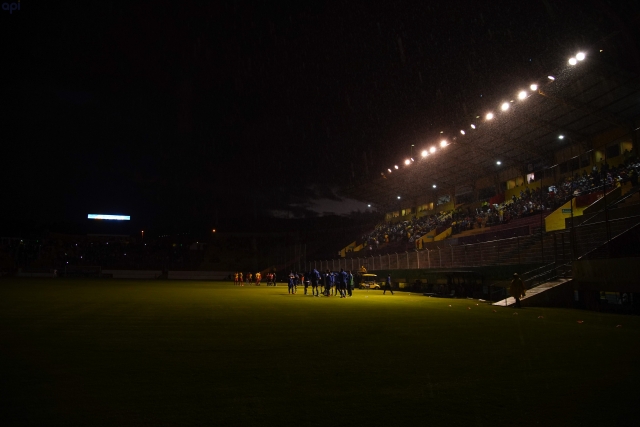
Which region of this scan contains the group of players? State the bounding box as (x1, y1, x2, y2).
(235, 267, 393, 297)
(234, 271, 278, 286)
(287, 269, 356, 298)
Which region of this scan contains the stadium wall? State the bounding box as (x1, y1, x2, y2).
(102, 270, 162, 279)
(168, 271, 233, 280)
(101, 270, 233, 280)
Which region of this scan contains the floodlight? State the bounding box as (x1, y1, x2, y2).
(429, 146, 436, 153)
(518, 91, 527, 100)
(388, 168, 392, 173)
(530, 84, 538, 91)
(496, 161, 502, 165)
(558, 135, 564, 139)
(470, 124, 476, 129)
(432, 184, 437, 188)
(367, 204, 371, 207)
(397, 196, 401, 199)
(440, 140, 448, 147)
(405, 159, 411, 165)
(394, 165, 399, 169)
(421, 150, 428, 157)
(568, 57, 577, 65)
(410, 158, 415, 162)
(460, 130, 465, 135)
(486, 112, 494, 120)
(576, 52, 585, 61)
(501, 102, 509, 111)
(548, 76, 555, 80)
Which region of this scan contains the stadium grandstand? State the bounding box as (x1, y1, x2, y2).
(310, 36, 640, 312)
(3, 34, 639, 314)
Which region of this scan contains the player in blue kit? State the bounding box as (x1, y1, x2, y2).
(323, 270, 333, 296)
(288, 272, 296, 294)
(338, 269, 348, 298)
(310, 269, 320, 297)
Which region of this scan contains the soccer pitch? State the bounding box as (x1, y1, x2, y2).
(1, 279, 638, 427)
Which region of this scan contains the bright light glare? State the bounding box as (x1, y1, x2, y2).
(558, 135, 564, 139)
(548, 76, 555, 80)
(394, 165, 399, 169)
(486, 112, 494, 120)
(576, 52, 585, 61)
(88, 214, 130, 220)
(496, 161, 502, 165)
(432, 184, 437, 188)
(404, 159, 411, 165)
(518, 91, 527, 100)
(530, 84, 538, 91)
(429, 146, 436, 153)
(421, 150, 428, 157)
(410, 158, 415, 162)
(367, 204, 371, 207)
(501, 102, 510, 111)
(397, 196, 401, 199)
(470, 124, 476, 129)
(460, 130, 465, 135)
(440, 140, 448, 147)
(568, 57, 577, 65)
(388, 168, 392, 173)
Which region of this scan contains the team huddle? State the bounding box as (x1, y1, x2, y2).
(234, 267, 394, 297)
(286, 269, 356, 298)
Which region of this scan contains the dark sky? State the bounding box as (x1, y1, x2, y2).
(2, 0, 637, 233)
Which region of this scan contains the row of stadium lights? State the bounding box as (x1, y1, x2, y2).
(382, 51, 588, 199)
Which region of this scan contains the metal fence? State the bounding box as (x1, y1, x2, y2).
(308, 213, 640, 273)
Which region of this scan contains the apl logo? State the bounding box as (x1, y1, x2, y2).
(2, 0, 21, 14)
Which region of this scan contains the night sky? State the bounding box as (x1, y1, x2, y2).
(2, 0, 637, 233)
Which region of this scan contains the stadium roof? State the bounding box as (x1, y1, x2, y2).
(342, 48, 640, 211)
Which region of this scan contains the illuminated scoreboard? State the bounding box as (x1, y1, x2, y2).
(87, 214, 130, 220)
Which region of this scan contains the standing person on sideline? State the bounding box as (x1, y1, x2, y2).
(288, 273, 295, 294)
(338, 269, 348, 298)
(510, 273, 526, 308)
(311, 269, 320, 297)
(324, 270, 333, 296)
(303, 271, 310, 295)
(293, 273, 300, 294)
(383, 273, 394, 295)
(347, 270, 354, 297)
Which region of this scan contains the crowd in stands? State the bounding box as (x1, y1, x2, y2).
(358, 159, 639, 252)
(360, 211, 454, 252)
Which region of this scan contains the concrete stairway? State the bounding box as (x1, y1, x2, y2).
(493, 278, 573, 307)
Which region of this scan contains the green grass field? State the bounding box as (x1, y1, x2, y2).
(1, 279, 638, 427)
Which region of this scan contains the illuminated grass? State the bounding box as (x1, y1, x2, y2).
(1, 279, 638, 426)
